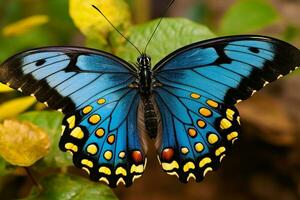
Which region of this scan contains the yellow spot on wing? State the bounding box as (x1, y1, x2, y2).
(81, 159, 93, 168)
(98, 98, 106, 104)
(95, 128, 105, 137)
(199, 108, 212, 117)
(104, 151, 113, 160)
(65, 143, 78, 152)
(226, 109, 235, 121)
(190, 93, 200, 99)
(89, 114, 101, 124)
(220, 118, 232, 129)
(130, 164, 144, 173)
(118, 151, 125, 159)
(70, 127, 84, 139)
(107, 135, 115, 144)
(208, 133, 219, 144)
(188, 128, 197, 137)
(183, 162, 195, 172)
(99, 166, 111, 175)
(181, 147, 189, 154)
(82, 106, 93, 114)
(207, 100, 218, 108)
(197, 120, 206, 128)
(215, 146, 226, 156)
(199, 157, 212, 168)
(227, 131, 238, 141)
(116, 167, 127, 176)
(194, 142, 204, 152)
(162, 161, 179, 171)
(67, 115, 76, 129)
(87, 144, 98, 155)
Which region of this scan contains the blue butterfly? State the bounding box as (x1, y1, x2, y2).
(0, 35, 299, 187)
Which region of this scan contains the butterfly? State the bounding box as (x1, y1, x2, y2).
(0, 35, 299, 187)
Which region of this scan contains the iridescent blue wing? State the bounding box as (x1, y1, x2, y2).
(0, 47, 146, 187)
(153, 35, 300, 182)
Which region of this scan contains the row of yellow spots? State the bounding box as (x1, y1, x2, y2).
(81, 157, 128, 176)
(82, 98, 106, 115)
(82, 160, 144, 186)
(163, 157, 213, 180)
(82, 98, 106, 125)
(190, 92, 219, 108)
(180, 142, 204, 155)
(224, 108, 240, 143)
(226, 108, 241, 125)
(95, 127, 116, 145)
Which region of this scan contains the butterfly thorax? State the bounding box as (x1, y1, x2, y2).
(137, 55, 153, 97)
(137, 55, 158, 139)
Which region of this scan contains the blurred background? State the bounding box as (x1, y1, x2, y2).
(0, 0, 300, 200)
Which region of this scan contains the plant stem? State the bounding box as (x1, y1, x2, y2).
(25, 167, 43, 192)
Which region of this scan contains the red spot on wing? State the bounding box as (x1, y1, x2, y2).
(161, 148, 174, 161)
(131, 150, 143, 164)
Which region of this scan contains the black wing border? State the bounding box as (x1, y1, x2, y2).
(153, 34, 300, 72)
(1, 46, 138, 73)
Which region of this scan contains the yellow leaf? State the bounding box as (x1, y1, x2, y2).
(0, 120, 50, 166)
(0, 97, 36, 120)
(69, 0, 131, 38)
(2, 15, 49, 37)
(0, 83, 14, 93)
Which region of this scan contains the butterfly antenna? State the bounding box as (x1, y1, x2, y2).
(143, 0, 175, 54)
(92, 5, 142, 55)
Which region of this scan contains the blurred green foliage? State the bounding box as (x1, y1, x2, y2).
(0, 0, 75, 62)
(220, 0, 279, 35)
(25, 175, 118, 200)
(0, 0, 299, 199)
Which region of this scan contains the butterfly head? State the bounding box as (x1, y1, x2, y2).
(137, 54, 151, 68)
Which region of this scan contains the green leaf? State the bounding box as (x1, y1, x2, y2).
(18, 111, 72, 169)
(25, 175, 118, 200)
(113, 18, 215, 65)
(220, 0, 279, 35)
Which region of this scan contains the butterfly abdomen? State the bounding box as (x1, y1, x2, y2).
(143, 97, 158, 139)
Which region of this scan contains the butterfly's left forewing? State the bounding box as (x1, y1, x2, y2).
(153, 35, 300, 182)
(0, 47, 146, 187)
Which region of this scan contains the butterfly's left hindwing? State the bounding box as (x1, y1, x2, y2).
(153, 35, 300, 182)
(60, 88, 146, 187)
(0, 47, 146, 187)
